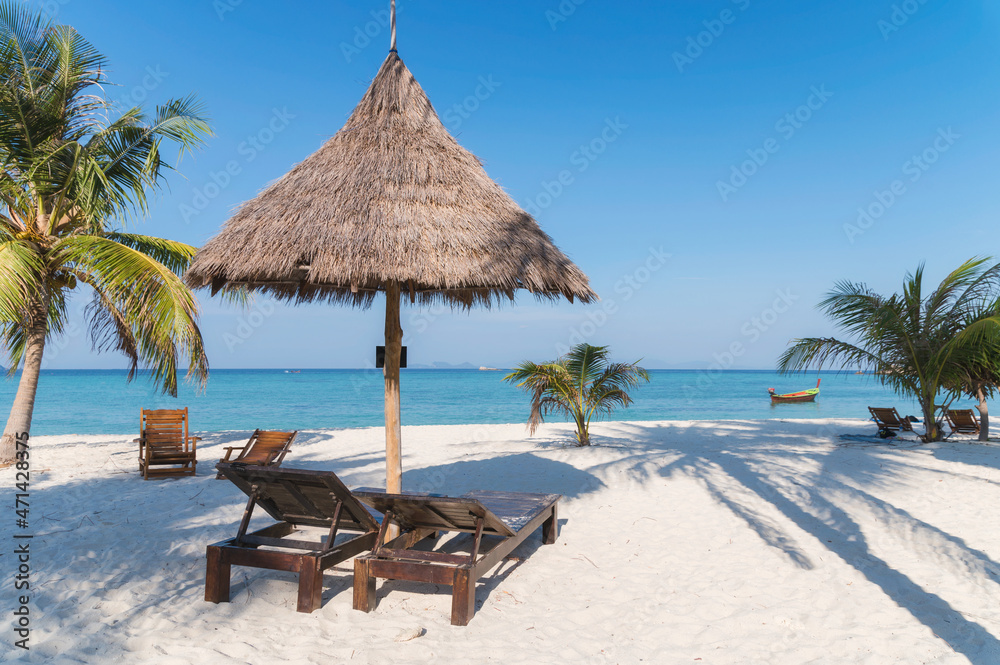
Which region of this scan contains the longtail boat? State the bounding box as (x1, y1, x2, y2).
(769, 378, 820, 403)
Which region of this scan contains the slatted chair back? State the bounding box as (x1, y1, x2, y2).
(869, 407, 913, 432)
(141, 408, 190, 453)
(230, 430, 297, 465)
(946, 409, 980, 435)
(353, 490, 517, 537)
(241, 430, 296, 465)
(216, 463, 379, 532)
(137, 408, 199, 479)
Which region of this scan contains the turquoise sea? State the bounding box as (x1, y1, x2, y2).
(0, 369, 982, 436)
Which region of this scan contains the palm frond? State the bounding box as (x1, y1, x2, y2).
(104, 232, 196, 275)
(0, 237, 41, 323)
(564, 343, 607, 394)
(54, 234, 208, 395)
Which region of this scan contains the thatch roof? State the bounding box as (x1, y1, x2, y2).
(185, 51, 596, 308)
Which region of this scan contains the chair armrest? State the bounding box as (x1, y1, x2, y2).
(220, 446, 245, 462)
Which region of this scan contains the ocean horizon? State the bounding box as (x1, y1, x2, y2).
(2, 368, 981, 436)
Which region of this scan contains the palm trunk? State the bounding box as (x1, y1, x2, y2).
(976, 388, 990, 442)
(1, 292, 50, 466)
(574, 391, 590, 446)
(574, 411, 590, 446)
(921, 397, 939, 442)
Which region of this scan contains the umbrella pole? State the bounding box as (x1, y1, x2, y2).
(384, 282, 403, 495)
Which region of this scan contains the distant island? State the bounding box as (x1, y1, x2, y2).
(407, 362, 506, 370)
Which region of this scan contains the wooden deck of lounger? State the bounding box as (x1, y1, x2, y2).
(352, 489, 560, 625)
(206, 464, 430, 613)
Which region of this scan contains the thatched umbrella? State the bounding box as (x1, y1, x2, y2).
(185, 2, 596, 493)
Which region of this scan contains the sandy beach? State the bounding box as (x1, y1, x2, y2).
(4, 418, 1000, 664)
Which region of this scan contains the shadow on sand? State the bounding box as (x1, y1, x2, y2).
(15, 421, 1000, 662)
(578, 420, 1000, 664)
(15, 434, 598, 659)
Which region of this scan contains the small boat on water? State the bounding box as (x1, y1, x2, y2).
(769, 378, 820, 403)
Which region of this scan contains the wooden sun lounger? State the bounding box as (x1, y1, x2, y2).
(135, 408, 200, 480)
(215, 429, 297, 479)
(206, 463, 430, 613)
(868, 407, 914, 434)
(352, 489, 560, 626)
(945, 409, 980, 436)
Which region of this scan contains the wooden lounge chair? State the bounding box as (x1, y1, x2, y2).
(945, 409, 980, 436)
(868, 407, 914, 435)
(352, 489, 560, 626)
(207, 463, 432, 613)
(135, 408, 200, 480)
(215, 429, 297, 479)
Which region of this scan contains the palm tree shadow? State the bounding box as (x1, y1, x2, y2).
(640, 430, 1000, 664)
(692, 458, 815, 569)
(575, 421, 1000, 663)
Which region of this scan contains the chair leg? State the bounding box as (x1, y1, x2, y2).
(353, 557, 377, 613)
(451, 568, 476, 626)
(204, 546, 231, 603)
(296, 556, 323, 613)
(542, 505, 558, 545)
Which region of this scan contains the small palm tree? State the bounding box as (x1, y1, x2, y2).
(778, 259, 1000, 442)
(504, 343, 649, 446)
(0, 3, 213, 464)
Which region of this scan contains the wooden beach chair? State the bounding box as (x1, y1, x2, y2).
(352, 489, 560, 626)
(945, 409, 980, 436)
(207, 464, 432, 613)
(135, 408, 200, 480)
(215, 429, 297, 479)
(868, 407, 914, 435)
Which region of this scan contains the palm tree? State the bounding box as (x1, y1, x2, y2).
(0, 3, 213, 465)
(778, 259, 1000, 442)
(503, 343, 649, 446)
(947, 310, 1000, 442)
(953, 367, 998, 442)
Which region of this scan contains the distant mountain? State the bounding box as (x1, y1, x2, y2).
(667, 360, 713, 370)
(635, 357, 673, 369)
(409, 361, 478, 370)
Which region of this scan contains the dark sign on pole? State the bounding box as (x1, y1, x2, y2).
(376, 346, 407, 369)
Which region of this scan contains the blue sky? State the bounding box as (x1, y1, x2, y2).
(29, 0, 1000, 370)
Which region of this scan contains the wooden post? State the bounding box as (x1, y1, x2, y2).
(354, 557, 377, 612)
(451, 568, 476, 626)
(384, 282, 403, 494)
(204, 545, 230, 603)
(542, 504, 558, 544)
(297, 555, 324, 613)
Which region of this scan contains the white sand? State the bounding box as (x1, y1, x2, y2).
(4, 419, 1000, 664)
